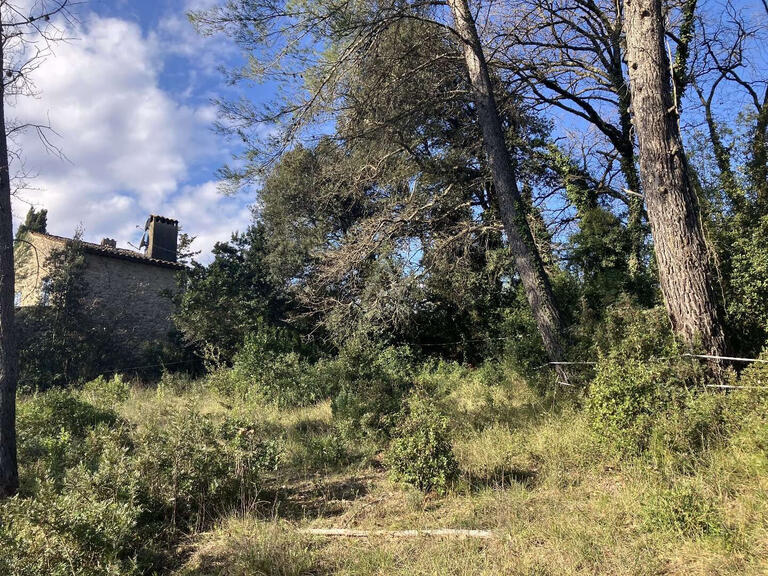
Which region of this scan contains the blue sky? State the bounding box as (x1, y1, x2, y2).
(8, 0, 765, 263)
(9, 0, 258, 261)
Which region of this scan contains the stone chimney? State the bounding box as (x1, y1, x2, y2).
(142, 215, 178, 262)
(100, 238, 117, 249)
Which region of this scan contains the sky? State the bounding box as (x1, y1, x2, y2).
(9, 0, 256, 261)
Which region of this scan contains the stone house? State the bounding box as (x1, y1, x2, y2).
(15, 215, 183, 351)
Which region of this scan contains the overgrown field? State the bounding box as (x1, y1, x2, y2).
(3, 354, 767, 575)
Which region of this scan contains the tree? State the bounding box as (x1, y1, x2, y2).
(174, 224, 289, 364)
(495, 0, 648, 277)
(192, 0, 568, 365)
(15, 206, 46, 238)
(446, 0, 565, 365)
(622, 0, 725, 355)
(0, 0, 73, 498)
(16, 231, 115, 391)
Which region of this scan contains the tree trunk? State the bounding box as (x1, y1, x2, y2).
(0, 13, 19, 498)
(614, 55, 646, 277)
(750, 90, 768, 215)
(623, 0, 725, 355)
(447, 0, 565, 365)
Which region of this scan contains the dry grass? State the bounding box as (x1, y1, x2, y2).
(158, 369, 768, 576)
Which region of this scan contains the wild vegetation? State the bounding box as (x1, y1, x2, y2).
(3, 343, 767, 574)
(1, 0, 768, 573)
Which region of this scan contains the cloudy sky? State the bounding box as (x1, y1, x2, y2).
(9, 0, 254, 261)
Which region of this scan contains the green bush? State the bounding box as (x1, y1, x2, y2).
(587, 304, 714, 453)
(648, 391, 729, 465)
(386, 394, 458, 494)
(81, 374, 131, 408)
(0, 480, 140, 576)
(328, 336, 417, 440)
(592, 303, 676, 360)
(134, 405, 282, 531)
(233, 331, 326, 407)
(294, 431, 351, 469)
(17, 390, 120, 489)
(9, 388, 284, 573)
(589, 358, 676, 453)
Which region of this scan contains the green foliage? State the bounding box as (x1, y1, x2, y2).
(15, 206, 48, 238)
(591, 302, 675, 360)
(587, 304, 711, 453)
(7, 388, 283, 574)
(231, 325, 323, 407)
(569, 208, 633, 311)
(81, 374, 131, 409)
(17, 389, 120, 489)
(725, 216, 768, 354)
(134, 406, 282, 531)
(17, 233, 118, 391)
(174, 224, 289, 364)
(589, 358, 669, 453)
(0, 480, 139, 576)
(647, 391, 729, 465)
(386, 393, 458, 494)
(328, 337, 417, 440)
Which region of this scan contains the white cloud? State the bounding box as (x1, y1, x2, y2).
(8, 11, 251, 262)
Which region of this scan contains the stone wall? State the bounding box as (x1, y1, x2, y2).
(83, 252, 177, 348)
(15, 233, 178, 352)
(15, 233, 58, 307)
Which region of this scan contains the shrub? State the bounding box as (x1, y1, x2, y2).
(10, 388, 284, 574)
(648, 391, 729, 467)
(81, 374, 130, 408)
(233, 332, 326, 407)
(156, 370, 198, 396)
(134, 405, 282, 531)
(328, 336, 417, 440)
(588, 358, 668, 453)
(292, 431, 350, 470)
(386, 394, 458, 494)
(0, 480, 140, 576)
(17, 390, 120, 489)
(586, 304, 714, 453)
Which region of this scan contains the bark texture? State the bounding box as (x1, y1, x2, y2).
(0, 14, 19, 498)
(447, 0, 564, 364)
(623, 0, 725, 355)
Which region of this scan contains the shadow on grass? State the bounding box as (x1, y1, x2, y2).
(258, 475, 372, 521)
(462, 466, 539, 492)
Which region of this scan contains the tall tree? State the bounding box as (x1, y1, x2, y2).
(0, 0, 72, 498)
(446, 0, 565, 364)
(193, 1, 568, 364)
(622, 0, 725, 355)
(0, 4, 16, 498)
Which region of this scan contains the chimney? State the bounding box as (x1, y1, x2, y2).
(100, 238, 117, 249)
(143, 215, 178, 262)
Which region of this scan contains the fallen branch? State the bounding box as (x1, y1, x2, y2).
(300, 528, 496, 539)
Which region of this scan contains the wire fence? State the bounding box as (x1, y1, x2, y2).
(539, 353, 768, 390)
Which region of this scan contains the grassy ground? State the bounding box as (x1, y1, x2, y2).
(10, 366, 768, 575)
(111, 371, 767, 575)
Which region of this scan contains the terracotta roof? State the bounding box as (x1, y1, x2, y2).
(29, 231, 185, 270)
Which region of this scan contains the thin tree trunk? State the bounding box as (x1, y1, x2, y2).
(623, 0, 725, 355)
(447, 0, 565, 365)
(0, 12, 19, 498)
